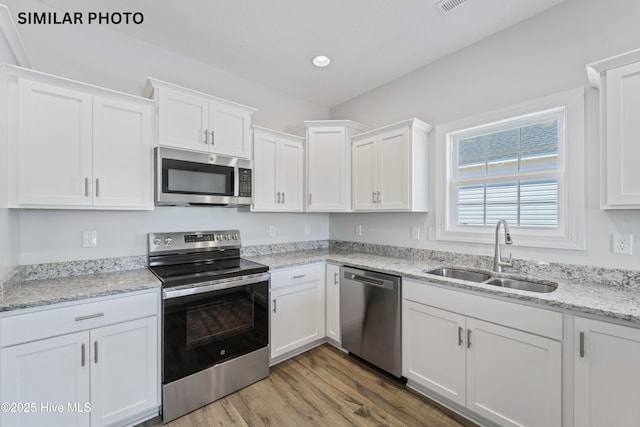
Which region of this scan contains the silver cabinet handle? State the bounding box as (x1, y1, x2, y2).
(94, 341, 98, 364)
(282, 192, 285, 203)
(309, 193, 312, 205)
(276, 192, 281, 203)
(75, 313, 104, 322)
(458, 327, 463, 346)
(377, 191, 381, 203)
(579, 331, 585, 358)
(293, 275, 306, 279)
(467, 329, 472, 349)
(272, 299, 277, 313)
(210, 130, 215, 145)
(334, 272, 338, 285)
(85, 177, 89, 197)
(95, 178, 100, 198)
(373, 191, 376, 203)
(81, 343, 86, 367)
(204, 129, 209, 144)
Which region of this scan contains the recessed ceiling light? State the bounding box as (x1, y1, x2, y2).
(312, 55, 331, 67)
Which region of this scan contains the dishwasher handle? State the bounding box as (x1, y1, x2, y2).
(346, 273, 395, 290)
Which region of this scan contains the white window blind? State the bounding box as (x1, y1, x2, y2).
(435, 88, 585, 250)
(452, 108, 563, 228)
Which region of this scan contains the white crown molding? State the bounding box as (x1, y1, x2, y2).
(0, 4, 30, 67)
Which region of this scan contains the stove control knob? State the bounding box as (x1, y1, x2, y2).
(215, 235, 222, 241)
(164, 237, 173, 246)
(153, 237, 162, 246)
(233, 233, 239, 240)
(224, 234, 230, 240)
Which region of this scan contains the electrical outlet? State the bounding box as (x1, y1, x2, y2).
(304, 224, 311, 234)
(612, 233, 633, 255)
(411, 226, 420, 240)
(82, 230, 97, 248)
(268, 225, 276, 237)
(355, 224, 363, 236)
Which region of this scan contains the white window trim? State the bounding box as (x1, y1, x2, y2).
(435, 88, 585, 250)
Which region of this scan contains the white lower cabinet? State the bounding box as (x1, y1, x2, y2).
(325, 264, 341, 344)
(574, 317, 640, 427)
(403, 279, 562, 427)
(0, 291, 160, 427)
(270, 264, 325, 361)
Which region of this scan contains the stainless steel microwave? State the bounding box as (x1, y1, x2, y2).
(155, 147, 252, 206)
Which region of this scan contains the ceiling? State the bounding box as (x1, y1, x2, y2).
(35, 0, 566, 107)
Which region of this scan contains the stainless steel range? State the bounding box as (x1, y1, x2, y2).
(148, 230, 270, 423)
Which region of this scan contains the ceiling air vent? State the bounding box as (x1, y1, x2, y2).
(436, 0, 468, 14)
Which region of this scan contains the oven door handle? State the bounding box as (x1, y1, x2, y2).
(162, 273, 271, 299)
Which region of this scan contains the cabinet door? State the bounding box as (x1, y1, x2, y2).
(90, 316, 159, 427)
(209, 103, 252, 158)
(278, 140, 304, 211)
(158, 89, 210, 152)
(352, 137, 377, 210)
(377, 127, 409, 210)
(307, 127, 348, 211)
(253, 132, 279, 210)
(325, 264, 341, 344)
(575, 317, 640, 427)
(402, 301, 466, 406)
(17, 79, 93, 206)
(92, 96, 153, 208)
(605, 62, 640, 206)
(270, 281, 325, 360)
(0, 332, 91, 427)
(466, 318, 561, 427)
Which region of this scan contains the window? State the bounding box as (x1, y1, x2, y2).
(435, 89, 585, 250)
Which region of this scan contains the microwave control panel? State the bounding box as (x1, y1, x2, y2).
(238, 168, 252, 197)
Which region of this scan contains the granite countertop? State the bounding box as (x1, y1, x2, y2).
(245, 249, 640, 324)
(0, 268, 161, 313)
(3, 246, 640, 324)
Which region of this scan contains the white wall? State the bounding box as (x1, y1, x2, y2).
(329, 0, 640, 270)
(19, 208, 328, 264)
(1, 0, 331, 264)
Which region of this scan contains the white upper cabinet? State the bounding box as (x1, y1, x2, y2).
(351, 118, 432, 211)
(145, 78, 256, 159)
(289, 120, 370, 212)
(9, 66, 154, 210)
(252, 126, 304, 212)
(587, 49, 640, 208)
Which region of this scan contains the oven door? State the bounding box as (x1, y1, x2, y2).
(162, 274, 269, 384)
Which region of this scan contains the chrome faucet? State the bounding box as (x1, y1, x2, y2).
(493, 220, 513, 273)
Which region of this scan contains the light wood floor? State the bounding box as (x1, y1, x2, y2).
(142, 344, 477, 426)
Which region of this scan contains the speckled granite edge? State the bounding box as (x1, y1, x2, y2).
(241, 240, 329, 256)
(0, 267, 21, 302)
(330, 240, 640, 289)
(17, 255, 148, 282)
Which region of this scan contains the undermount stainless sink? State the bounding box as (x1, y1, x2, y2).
(424, 267, 557, 293)
(424, 267, 491, 283)
(483, 277, 557, 293)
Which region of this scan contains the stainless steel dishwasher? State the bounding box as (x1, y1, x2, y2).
(340, 266, 402, 377)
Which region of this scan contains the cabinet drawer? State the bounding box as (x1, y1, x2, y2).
(270, 264, 324, 290)
(0, 291, 159, 347)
